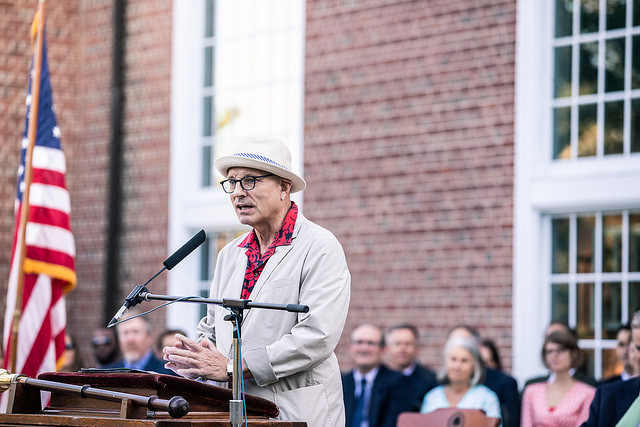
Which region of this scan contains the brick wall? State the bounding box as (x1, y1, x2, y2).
(0, 0, 172, 369)
(304, 0, 517, 371)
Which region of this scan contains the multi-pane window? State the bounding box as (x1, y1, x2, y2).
(552, 0, 640, 159)
(550, 211, 640, 379)
(198, 230, 246, 320)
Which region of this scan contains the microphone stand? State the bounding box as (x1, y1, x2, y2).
(117, 286, 309, 427)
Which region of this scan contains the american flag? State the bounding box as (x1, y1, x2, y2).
(2, 28, 76, 378)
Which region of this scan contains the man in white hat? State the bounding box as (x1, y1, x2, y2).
(163, 136, 351, 426)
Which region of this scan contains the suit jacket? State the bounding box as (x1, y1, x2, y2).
(104, 352, 176, 376)
(196, 214, 351, 427)
(581, 376, 640, 426)
(342, 365, 415, 427)
(405, 364, 438, 411)
(484, 368, 521, 427)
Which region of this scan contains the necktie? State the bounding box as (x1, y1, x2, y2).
(616, 393, 640, 427)
(352, 378, 368, 427)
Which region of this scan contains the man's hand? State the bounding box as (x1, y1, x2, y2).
(162, 334, 229, 381)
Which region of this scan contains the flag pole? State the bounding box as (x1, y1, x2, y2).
(9, 0, 47, 373)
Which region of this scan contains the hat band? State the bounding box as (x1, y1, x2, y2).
(233, 152, 291, 171)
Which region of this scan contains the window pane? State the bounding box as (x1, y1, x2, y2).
(604, 101, 624, 154)
(606, 0, 627, 30)
(580, 42, 599, 95)
(201, 145, 212, 187)
(578, 103, 597, 157)
(630, 214, 640, 271)
(552, 283, 570, 323)
(635, 0, 640, 26)
(605, 38, 625, 92)
(633, 36, 640, 89)
(556, 0, 574, 37)
(631, 282, 640, 316)
(199, 236, 211, 280)
(204, 46, 214, 87)
(603, 214, 623, 272)
(633, 99, 640, 152)
(602, 348, 619, 380)
(552, 218, 570, 273)
(554, 107, 572, 159)
(581, 0, 600, 33)
(603, 282, 622, 339)
(555, 46, 573, 98)
(577, 216, 595, 272)
(205, 0, 215, 38)
(577, 282, 595, 339)
(582, 348, 595, 378)
(203, 96, 213, 137)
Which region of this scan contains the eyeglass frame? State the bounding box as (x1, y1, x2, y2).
(220, 174, 274, 194)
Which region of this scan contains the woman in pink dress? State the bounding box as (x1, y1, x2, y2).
(521, 330, 596, 426)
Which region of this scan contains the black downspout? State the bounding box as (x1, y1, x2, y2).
(104, 0, 126, 324)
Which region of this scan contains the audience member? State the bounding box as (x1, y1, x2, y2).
(582, 311, 640, 426)
(91, 326, 120, 368)
(448, 325, 520, 427)
(421, 336, 501, 422)
(521, 330, 595, 426)
(60, 332, 83, 372)
(155, 329, 186, 359)
(104, 314, 175, 375)
(523, 321, 597, 388)
(342, 324, 413, 427)
(384, 323, 438, 411)
(479, 338, 503, 372)
(600, 323, 633, 384)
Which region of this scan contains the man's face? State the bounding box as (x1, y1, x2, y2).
(385, 328, 417, 370)
(117, 317, 152, 364)
(616, 328, 631, 369)
(92, 328, 118, 364)
(630, 327, 640, 376)
(350, 325, 384, 374)
(226, 167, 284, 230)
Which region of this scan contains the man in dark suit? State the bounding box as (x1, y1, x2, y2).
(384, 323, 438, 411)
(582, 312, 640, 426)
(342, 324, 414, 427)
(599, 323, 633, 385)
(104, 314, 175, 376)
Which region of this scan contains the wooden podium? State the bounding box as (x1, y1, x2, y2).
(0, 371, 307, 426)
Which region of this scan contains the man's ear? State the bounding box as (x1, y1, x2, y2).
(280, 178, 292, 193)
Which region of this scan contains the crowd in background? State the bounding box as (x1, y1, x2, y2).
(341, 316, 640, 427)
(56, 312, 640, 427)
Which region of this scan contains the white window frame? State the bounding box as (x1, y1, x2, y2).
(514, 0, 640, 385)
(168, 1, 306, 335)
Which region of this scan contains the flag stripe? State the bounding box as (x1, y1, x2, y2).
(28, 183, 70, 214)
(32, 145, 66, 173)
(27, 205, 71, 230)
(25, 222, 75, 257)
(32, 168, 66, 189)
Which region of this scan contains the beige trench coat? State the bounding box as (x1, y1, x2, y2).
(197, 214, 351, 427)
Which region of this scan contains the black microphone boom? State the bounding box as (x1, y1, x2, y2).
(164, 229, 206, 270)
(108, 229, 206, 327)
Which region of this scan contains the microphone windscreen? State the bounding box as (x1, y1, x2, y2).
(163, 229, 206, 270)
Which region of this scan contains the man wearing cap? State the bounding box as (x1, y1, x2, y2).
(163, 136, 351, 426)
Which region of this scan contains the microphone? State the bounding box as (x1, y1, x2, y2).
(108, 230, 206, 327)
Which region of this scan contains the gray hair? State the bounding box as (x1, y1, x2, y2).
(631, 311, 640, 330)
(438, 337, 485, 387)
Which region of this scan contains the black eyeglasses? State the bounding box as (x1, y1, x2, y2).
(220, 174, 273, 194)
(91, 336, 112, 347)
(65, 342, 75, 350)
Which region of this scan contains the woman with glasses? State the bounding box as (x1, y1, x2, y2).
(521, 330, 595, 426)
(163, 137, 351, 427)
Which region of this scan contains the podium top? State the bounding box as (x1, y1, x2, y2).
(38, 371, 279, 418)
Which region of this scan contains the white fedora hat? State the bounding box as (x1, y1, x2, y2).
(215, 136, 306, 193)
